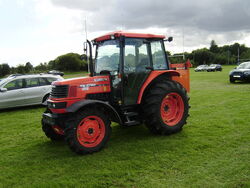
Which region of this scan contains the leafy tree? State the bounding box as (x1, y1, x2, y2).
(16, 64, 26, 74)
(35, 63, 48, 72)
(210, 40, 219, 53)
(55, 53, 83, 71)
(25, 62, 33, 73)
(192, 48, 214, 66)
(0, 63, 11, 77)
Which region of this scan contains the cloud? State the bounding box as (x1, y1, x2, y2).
(49, 0, 250, 53)
(51, 0, 250, 32)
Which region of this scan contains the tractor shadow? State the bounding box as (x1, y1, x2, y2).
(29, 123, 188, 159)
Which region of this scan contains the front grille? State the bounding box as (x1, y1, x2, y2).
(51, 85, 69, 98)
(233, 71, 243, 76)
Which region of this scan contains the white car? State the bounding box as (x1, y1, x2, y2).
(0, 74, 63, 109)
(194, 65, 209, 72)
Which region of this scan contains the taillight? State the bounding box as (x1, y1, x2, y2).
(68, 86, 77, 97)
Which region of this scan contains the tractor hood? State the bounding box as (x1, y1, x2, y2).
(53, 75, 110, 87)
(51, 75, 111, 100)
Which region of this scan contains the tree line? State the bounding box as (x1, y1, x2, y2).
(1, 41, 250, 77)
(0, 53, 88, 77)
(169, 40, 250, 66)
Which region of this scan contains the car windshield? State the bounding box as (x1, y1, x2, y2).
(210, 64, 216, 67)
(95, 40, 120, 74)
(0, 78, 9, 87)
(237, 62, 250, 69)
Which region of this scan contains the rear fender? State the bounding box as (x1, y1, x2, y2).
(137, 60, 191, 104)
(137, 70, 180, 104)
(66, 99, 122, 124)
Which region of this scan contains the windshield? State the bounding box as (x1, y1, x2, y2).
(237, 62, 250, 69)
(0, 78, 9, 87)
(95, 40, 120, 74)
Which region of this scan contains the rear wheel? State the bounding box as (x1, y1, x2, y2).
(64, 109, 111, 154)
(143, 79, 189, 135)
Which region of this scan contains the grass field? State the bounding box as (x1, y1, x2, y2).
(0, 66, 249, 187)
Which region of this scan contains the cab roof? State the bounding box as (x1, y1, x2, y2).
(93, 31, 165, 42)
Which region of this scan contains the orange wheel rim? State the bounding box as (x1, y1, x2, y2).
(77, 116, 105, 148)
(160, 92, 184, 126)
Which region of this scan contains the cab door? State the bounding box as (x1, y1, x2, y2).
(123, 38, 152, 105)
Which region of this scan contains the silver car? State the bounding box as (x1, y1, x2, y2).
(0, 74, 63, 109)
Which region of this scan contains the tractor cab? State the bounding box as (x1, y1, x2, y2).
(42, 31, 191, 155)
(85, 31, 189, 106)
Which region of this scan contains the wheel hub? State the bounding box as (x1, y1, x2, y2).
(160, 92, 184, 126)
(87, 128, 94, 134)
(77, 116, 105, 148)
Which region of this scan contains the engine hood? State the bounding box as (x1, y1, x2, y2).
(231, 69, 250, 73)
(53, 75, 110, 86)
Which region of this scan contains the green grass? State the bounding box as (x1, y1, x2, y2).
(0, 66, 249, 187)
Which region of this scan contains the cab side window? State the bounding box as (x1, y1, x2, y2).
(151, 41, 167, 70)
(4, 79, 24, 91)
(124, 38, 150, 73)
(25, 78, 39, 88)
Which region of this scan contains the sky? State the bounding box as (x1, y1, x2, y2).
(0, 0, 250, 66)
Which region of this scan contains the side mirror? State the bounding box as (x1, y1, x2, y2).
(164, 37, 173, 42)
(167, 36, 173, 42)
(0, 88, 7, 92)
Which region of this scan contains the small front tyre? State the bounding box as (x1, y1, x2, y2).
(64, 109, 111, 155)
(42, 119, 64, 141)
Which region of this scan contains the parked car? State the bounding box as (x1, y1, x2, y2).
(229, 62, 250, 83)
(194, 65, 209, 72)
(207, 64, 222, 72)
(0, 74, 63, 109)
(48, 70, 64, 76)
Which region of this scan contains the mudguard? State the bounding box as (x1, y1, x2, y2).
(66, 99, 122, 124)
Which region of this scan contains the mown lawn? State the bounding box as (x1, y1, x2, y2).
(0, 66, 249, 187)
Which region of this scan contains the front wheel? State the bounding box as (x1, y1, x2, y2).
(64, 109, 111, 155)
(42, 119, 64, 141)
(230, 78, 235, 83)
(143, 80, 190, 135)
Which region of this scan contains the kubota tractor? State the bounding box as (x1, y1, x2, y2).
(42, 31, 191, 154)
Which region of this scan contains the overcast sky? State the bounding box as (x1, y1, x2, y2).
(1, 0, 250, 66)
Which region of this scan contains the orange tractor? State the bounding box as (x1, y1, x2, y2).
(42, 31, 191, 154)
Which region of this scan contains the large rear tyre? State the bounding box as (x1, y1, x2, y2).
(143, 79, 189, 135)
(64, 109, 111, 155)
